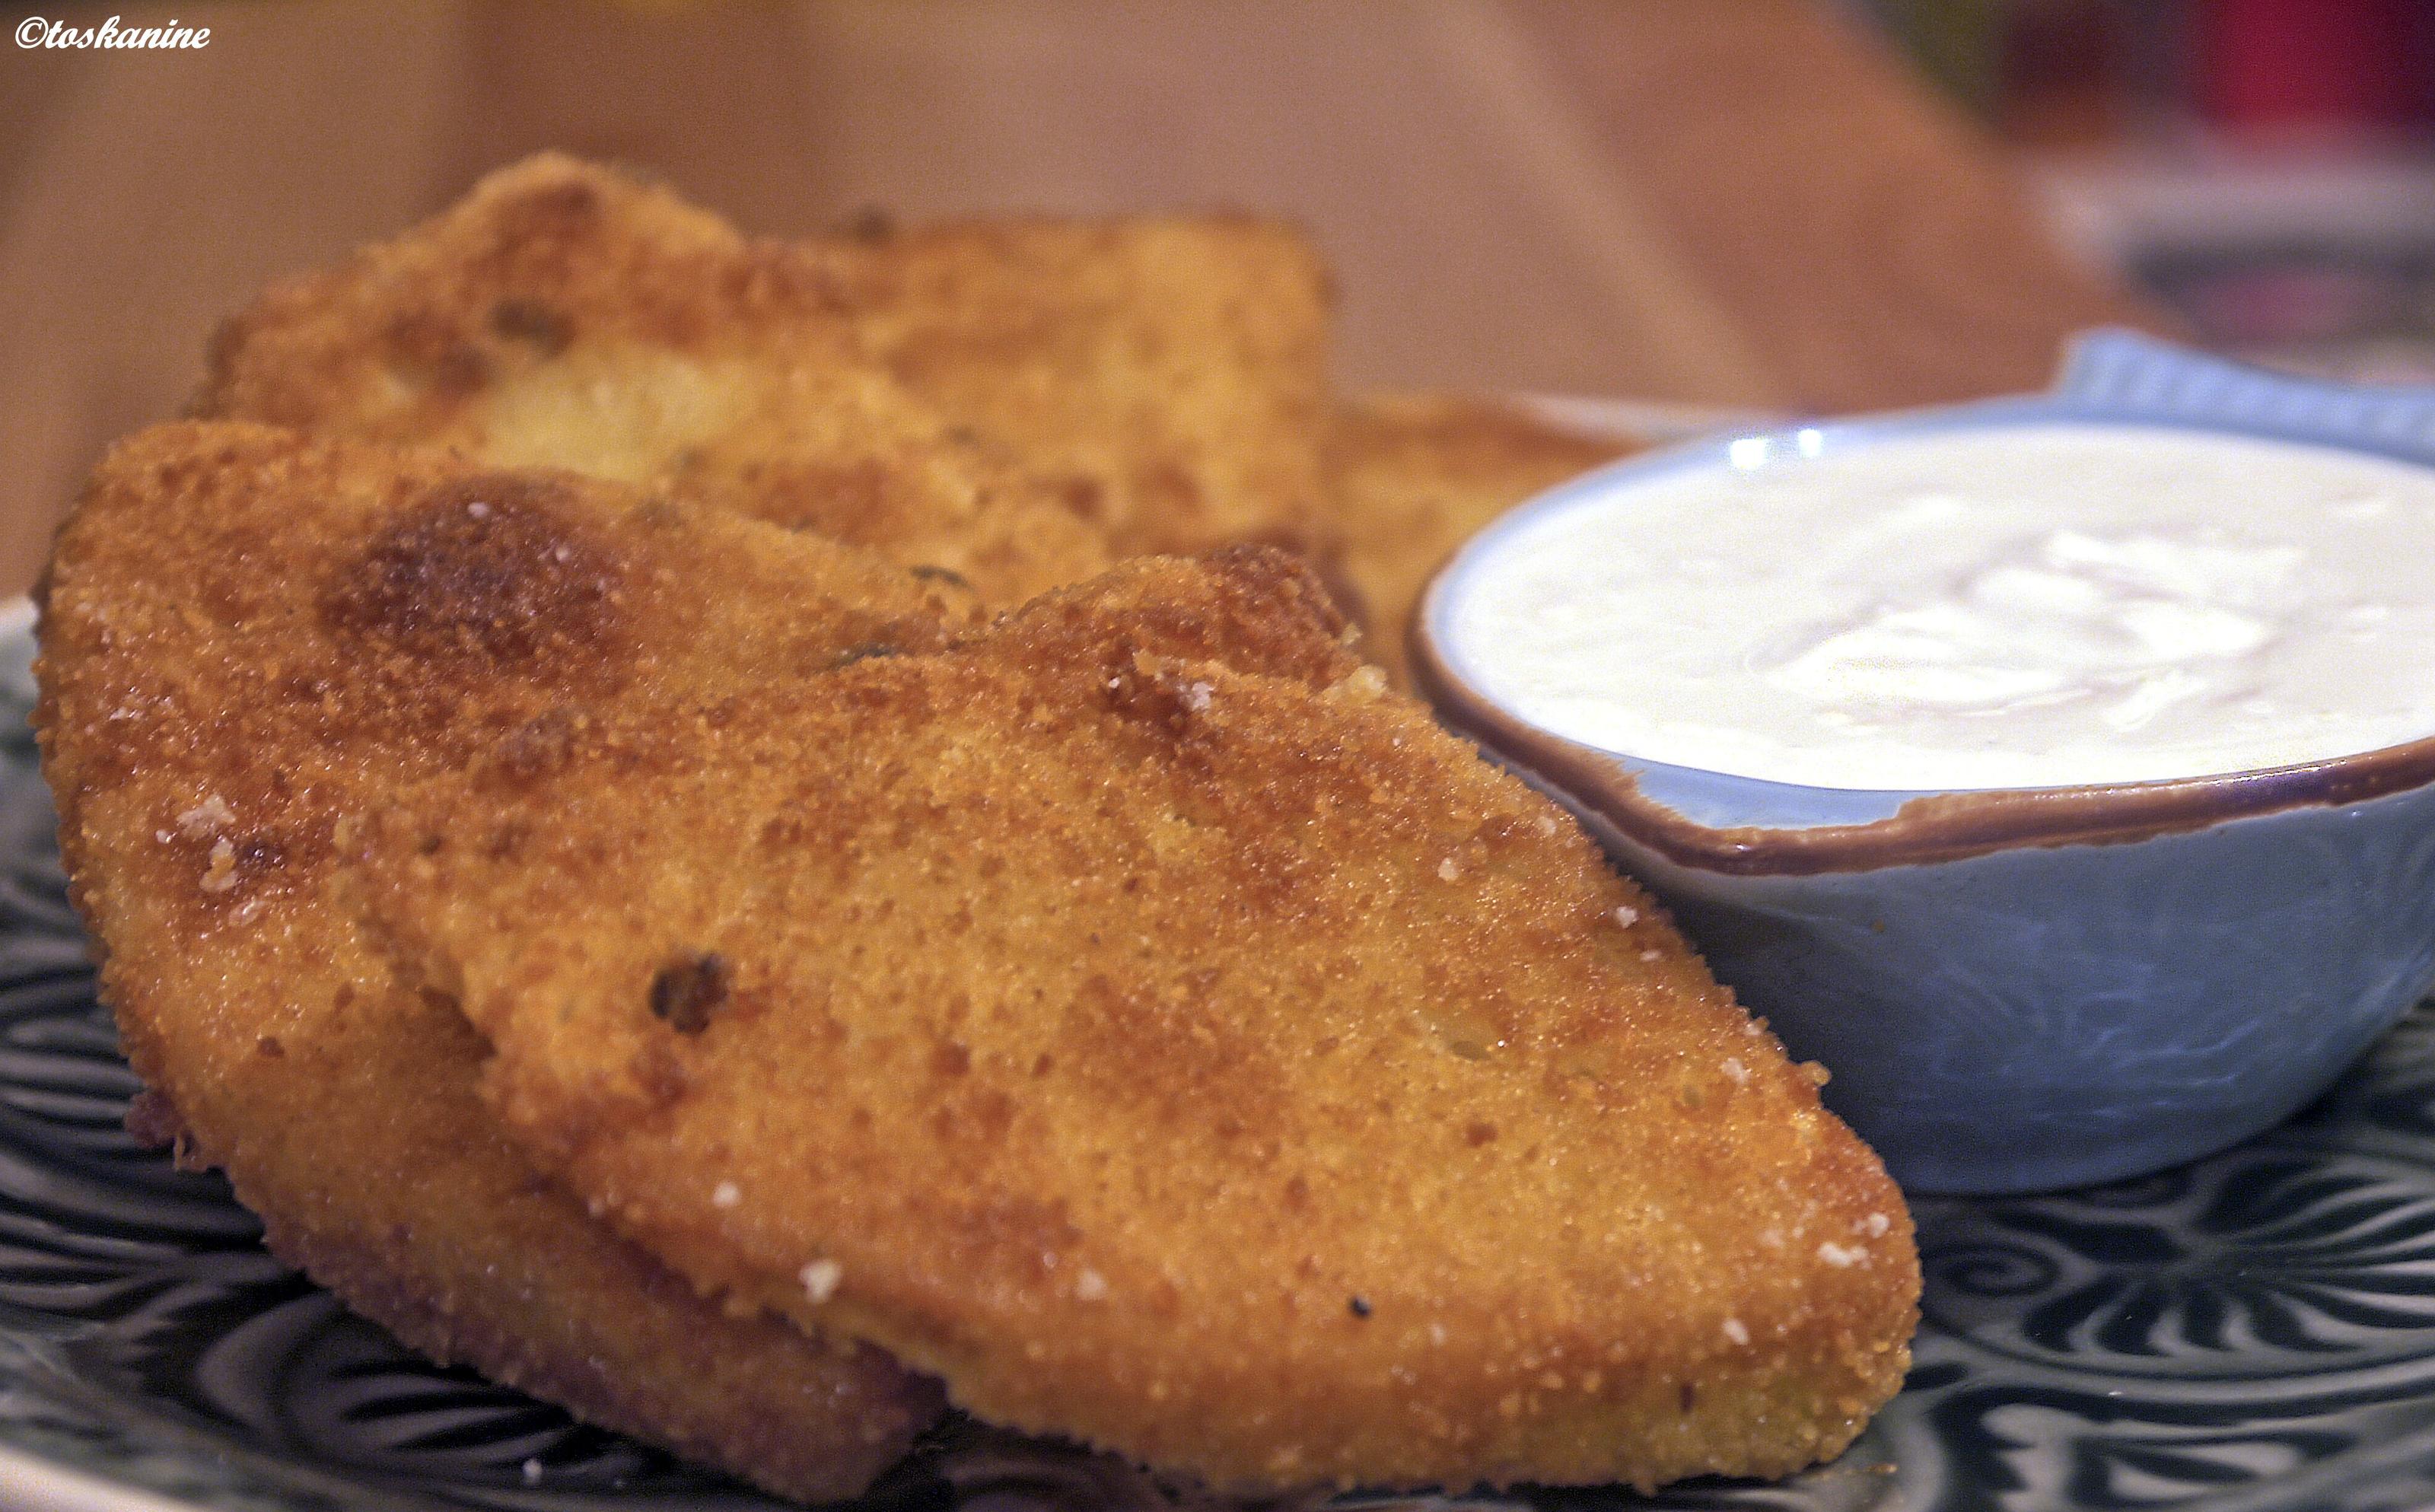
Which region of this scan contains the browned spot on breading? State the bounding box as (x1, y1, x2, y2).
(489, 174, 604, 250)
(1137, 460, 1204, 515)
(236, 834, 288, 875)
(650, 953, 731, 1034)
(490, 298, 574, 355)
(829, 643, 903, 670)
(1058, 475, 1106, 522)
(429, 342, 491, 396)
(966, 549, 1355, 708)
(494, 707, 585, 785)
(321, 476, 627, 674)
(1104, 662, 1206, 736)
(382, 310, 465, 372)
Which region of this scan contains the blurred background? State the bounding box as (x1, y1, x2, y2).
(1864, 0, 2435, 381)
(0, 0, 2429, 593)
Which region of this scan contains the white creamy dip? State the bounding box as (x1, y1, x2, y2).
(1443, 423, 2435, 791)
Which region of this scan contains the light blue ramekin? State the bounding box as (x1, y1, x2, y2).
(1418, 332, 2435, 1195)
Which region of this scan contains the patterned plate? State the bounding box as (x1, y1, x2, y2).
(2, 606, 2433, 1512)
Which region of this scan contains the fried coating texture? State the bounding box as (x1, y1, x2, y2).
(349, 548, 1919, 1496)
(822, 212, 1334, 559)
(35, 422, 959, 1501)
(1323, 394, 1638, 688)
(193, 154, 1111, 606)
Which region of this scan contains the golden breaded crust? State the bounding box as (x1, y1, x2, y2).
(349, 548, 1918, 1496)
(1323, 393, 1637, 687)
(35, 422, 957, 1501)
(826, 213, 1334, 560)
(193, 154, 1111, 605)
(964, 543, 1361, 691)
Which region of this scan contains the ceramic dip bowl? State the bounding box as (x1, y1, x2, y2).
(1416, 332, 2435, 1195)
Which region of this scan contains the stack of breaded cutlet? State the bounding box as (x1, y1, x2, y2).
(35, 156, 1918, 1503)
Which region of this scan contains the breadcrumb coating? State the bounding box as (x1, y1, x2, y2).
(196, 155, 1340, 603)
(344, 539, 1919, 1496)
(56, 161, 1915, 1502)
(34, 422, 956, 1501)
(823, 211, 1334, 562)
(193, 154, 1110, 606)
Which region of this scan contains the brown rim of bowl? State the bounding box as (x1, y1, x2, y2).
(1410, 613, 2435, 878)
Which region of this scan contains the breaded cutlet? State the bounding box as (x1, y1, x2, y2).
(35, 422, 962, 1501)
(822, 212, 1335, 561)
(1323, 394, 1638, 688)
(344, 545, 1920, 1496)
(192, 154, 1111, 606)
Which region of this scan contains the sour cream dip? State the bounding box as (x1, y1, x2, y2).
(1442, 422, 2435, 791)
